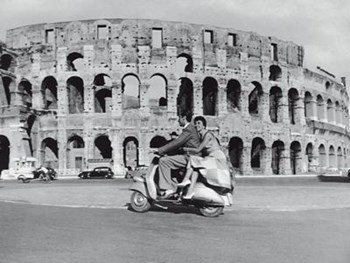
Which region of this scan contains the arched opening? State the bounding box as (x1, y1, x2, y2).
(67, 135, 85, 171)
(319, 144, 326, 168)
(249, 81, 263, 116)
(304, 91, 313, 119)
(123, 137, 138, 170)
(67, 76, 84, 113)
(150, 136, 168, 148)
(227, 79, 241, 112)
(176, 53, 193, 73)
(41, 137, 58, 168)
(306, 143, 313, 172)
(288, 88, 299, 125)
(122, 74, 140, 109)
(0, 54, 13, 71)
(328, 145, 335, 168)
(177, 77, 193, 115)
(26, 114, 38, 156)
(337, 146, 343, 169)
(272, 140, 284, 174)
(147, 74, 167, 108)
(229, 137, 243, 174)
(1, 76, 12, 105)
(18, 79, 32, 108)
(269, 65, 282, 81)
(94, 135, 112, 159)
(202, 77, 218, 116)
(67, 52, 84, 71)
(0, 135, 10, 173)
(94, 74, 112, 113)
(327, 99, 334, 123)
(251, 137, 266, 169)
(41, 76, 58, 109)
(335, 101, 341, 124)
(290, 141, 301, 174)
(269, 86, 282, 123)
(317, 95, 324, 120)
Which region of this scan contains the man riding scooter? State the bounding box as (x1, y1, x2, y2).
(154, 111, 201, 198)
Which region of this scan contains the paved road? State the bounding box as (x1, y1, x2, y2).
(0, 178, 349, 263)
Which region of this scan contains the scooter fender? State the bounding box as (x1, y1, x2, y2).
(129, 181, 148, 197)
(193, 182, 225, 206)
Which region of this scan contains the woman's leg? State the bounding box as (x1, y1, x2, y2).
(183, 171, 198, 199)
(178, 160, 193, 187)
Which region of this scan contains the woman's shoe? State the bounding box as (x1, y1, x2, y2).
(178, 179, 191, 187)
(182, 192, 194, 199)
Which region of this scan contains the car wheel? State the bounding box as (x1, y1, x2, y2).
(199, 206, 224, 217)
(130, 191, 151, 213)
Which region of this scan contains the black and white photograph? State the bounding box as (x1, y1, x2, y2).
(0, 0, 350, 262)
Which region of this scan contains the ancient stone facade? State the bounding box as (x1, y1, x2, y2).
(0, 18, 349, 177)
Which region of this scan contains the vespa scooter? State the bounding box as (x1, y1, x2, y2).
(129, 156, 233, 217)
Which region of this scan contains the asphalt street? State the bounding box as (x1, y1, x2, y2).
(0, 177, 349, 263)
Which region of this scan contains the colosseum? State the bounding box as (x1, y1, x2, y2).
(0, 18, 349, 178)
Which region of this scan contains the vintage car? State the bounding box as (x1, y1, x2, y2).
(78, 167, 114, 179)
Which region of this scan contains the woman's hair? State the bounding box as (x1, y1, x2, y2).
(194, 116, 207, 128)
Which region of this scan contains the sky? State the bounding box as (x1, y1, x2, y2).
(1, 0, 349, 86)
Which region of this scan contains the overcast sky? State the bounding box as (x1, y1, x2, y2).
(1, 0, 349, 84)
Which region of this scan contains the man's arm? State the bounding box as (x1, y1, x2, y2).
(158, 130, 191, 155)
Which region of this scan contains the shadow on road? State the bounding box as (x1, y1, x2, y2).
(125, 202, 204, 216)
(318, 175, 350, 183)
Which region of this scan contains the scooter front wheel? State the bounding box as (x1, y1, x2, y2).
(199, 206, 224, 217)
(130, 191, 151, 213)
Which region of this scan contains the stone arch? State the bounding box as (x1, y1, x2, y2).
(227, 79, 241, 112)
(325, 81, 331, 90)
(148, 74, 167, 107)
(202, 77, 218, 116)
(304, 91, 313, 119)
(67, 76, 84, 113)
(229, 137, 243, 174)
(18, 78, 32, 107)
(177, 77, 193, 115)
(288, 88, 299, 125)
(318, 144, 326, 168)
(123, 137, 139, 170)
(1, 76, 12, 106)
(327, 99, 334, 123)
(67, 52, 84, 71)
(306, 142, 313, 172)
(67, 135, 85, 171)
(269, 65, 282, 81)
(251, 137, 266, 169)
(269, 86, 283, 123)
(0, 135, 10, 173)
(26, 114, 38, 156)
(290, 141, 301, 174)
(94, 135, 112, 159)
(316, 95, 324, 120)
(150, 136, 168, 148)
(94, 74, 112, 113)
(328, 145, 335, 168)
(271, 140, 285, 174)
(0, 54, 14, 71)
(176, 53, 193, 73)
(122, 74, 140, 109)
(337, 146, 343, 169)
(41, 137, 58, 168)
(41, 76, 58, 109)
(249, 81, 263, 116)
(335, 101, 341, 124)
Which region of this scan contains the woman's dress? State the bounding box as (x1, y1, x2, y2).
(189, 131, 232, 190)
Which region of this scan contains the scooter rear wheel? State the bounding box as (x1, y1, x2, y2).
(130, 191, 151, 213)
(199, 206, 224, 217)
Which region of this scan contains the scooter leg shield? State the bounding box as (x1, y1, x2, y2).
(193, 182, 225, 206)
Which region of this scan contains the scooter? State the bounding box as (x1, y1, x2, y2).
(129, 156, 233, 217)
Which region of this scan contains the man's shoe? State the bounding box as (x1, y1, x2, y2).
(161, 189, 176, 199)
(177, 179, 191, 187)
(182, 192, 194, 199)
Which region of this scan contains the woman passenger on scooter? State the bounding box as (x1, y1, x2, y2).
(178, 116, 233, 199)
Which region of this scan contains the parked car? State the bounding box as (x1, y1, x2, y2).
(78, 167, 114, 179)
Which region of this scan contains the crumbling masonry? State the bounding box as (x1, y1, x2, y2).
(0, 18, 349, 177)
